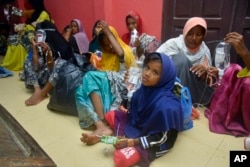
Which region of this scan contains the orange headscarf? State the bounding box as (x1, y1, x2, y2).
(183, 17, 207, 38)
(183, 17, 207, 53)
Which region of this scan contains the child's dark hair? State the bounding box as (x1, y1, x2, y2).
(143, 52, 162, 67)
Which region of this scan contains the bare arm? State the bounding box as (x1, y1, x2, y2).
(31, 38, 39, 70)
(39, 42, 54, 71)
(224, 32, 250, 69)
(98, 20, 124, 60)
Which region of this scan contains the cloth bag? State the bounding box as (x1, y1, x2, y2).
(47, 53, 95, 116)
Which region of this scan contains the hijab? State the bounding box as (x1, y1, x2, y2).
(139, 33, 161, 54)
(28, 0, 50, 23)
(183, 17, 207, 38)
(71, 19, 90, 54)
(122, 11, 142, 45)
(157, 17, 212, 65)
(125, 52, 184, 138)
(36, 20, 73, 60)
(183, 17, 211, 65)
(99, 26, 135, 72)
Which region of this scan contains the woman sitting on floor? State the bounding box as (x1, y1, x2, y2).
(65, 19, 89, 54)
(1, 0, 52, 71)
(157, 17, 218, 106)
(22, 20, 73, 105)
(205, 32, 250, 137)
(75, 20, 135, 131)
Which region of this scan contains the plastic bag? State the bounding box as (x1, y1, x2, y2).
(181, 86, 193, 130)
(47, 62, 82, 116)
(174, 80, 193, 130)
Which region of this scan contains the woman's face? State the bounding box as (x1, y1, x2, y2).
(142, 60, 162, 86)
(100, 35, 115, 54)
(126, 16, 138, 32)
(70, 21, 79, 35)
(184, 25, 205, 50)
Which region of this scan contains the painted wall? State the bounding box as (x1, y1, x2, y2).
(17, 0, 163, 41)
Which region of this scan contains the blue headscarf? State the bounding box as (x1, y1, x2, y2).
(125, 52, 184, 138)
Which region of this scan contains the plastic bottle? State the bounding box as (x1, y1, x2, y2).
(130, 29, 138, 47)
(126, 61, 142, 100)
(214, 41, 231, 82)
(36, 29, 47, 43)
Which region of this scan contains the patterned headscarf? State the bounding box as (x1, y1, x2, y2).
(139, 33, 161, 54)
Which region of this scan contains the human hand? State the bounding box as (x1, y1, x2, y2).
(38, 42, 51, 53)
(190, 64, 207, 77)
(114, 138, 128, 149)
(224, 32, 249, 58)
(207, 66, 218, 78)
(97, 20, 111, 35)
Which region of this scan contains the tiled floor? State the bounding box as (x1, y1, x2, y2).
(0, 56, 245, 167)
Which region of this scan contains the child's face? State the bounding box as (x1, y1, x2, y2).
(142, 61, 162, 86)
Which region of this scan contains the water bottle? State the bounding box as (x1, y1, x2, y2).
(35, 29, 47, 56)
(214, 41, 231, 82)
(126, 61, 142, 100)
(130, 29, 138, 47)
(36, 29, 46, 43)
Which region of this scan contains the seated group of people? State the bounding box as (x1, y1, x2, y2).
(1, 3, 250, 165)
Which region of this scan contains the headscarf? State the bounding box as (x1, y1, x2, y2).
(139, 33, 161, 54)
(71, 19, 90, 54)
(125, 52, 184, 138)
(157, 17, 211, 66)
(28, 0, 49, 23)
(36, 20, 73, 60)
(122, 11, 142, 45)
(183, 17, 207, 38)
(100, 26, 135, 72)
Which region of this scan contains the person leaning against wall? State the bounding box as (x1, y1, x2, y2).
(1, 0, 52, 71)
(157, 17, 218, 107)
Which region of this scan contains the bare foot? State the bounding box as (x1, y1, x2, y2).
(80, 125, 113, 145)
(25, 88, 47, 106)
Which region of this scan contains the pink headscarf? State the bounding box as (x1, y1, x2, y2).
(122, 11, 143, 45)
(72, 19, 90, 53)
(183, 17, 207, 38)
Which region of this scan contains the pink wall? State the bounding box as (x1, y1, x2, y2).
(17, 0, 163, 41)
